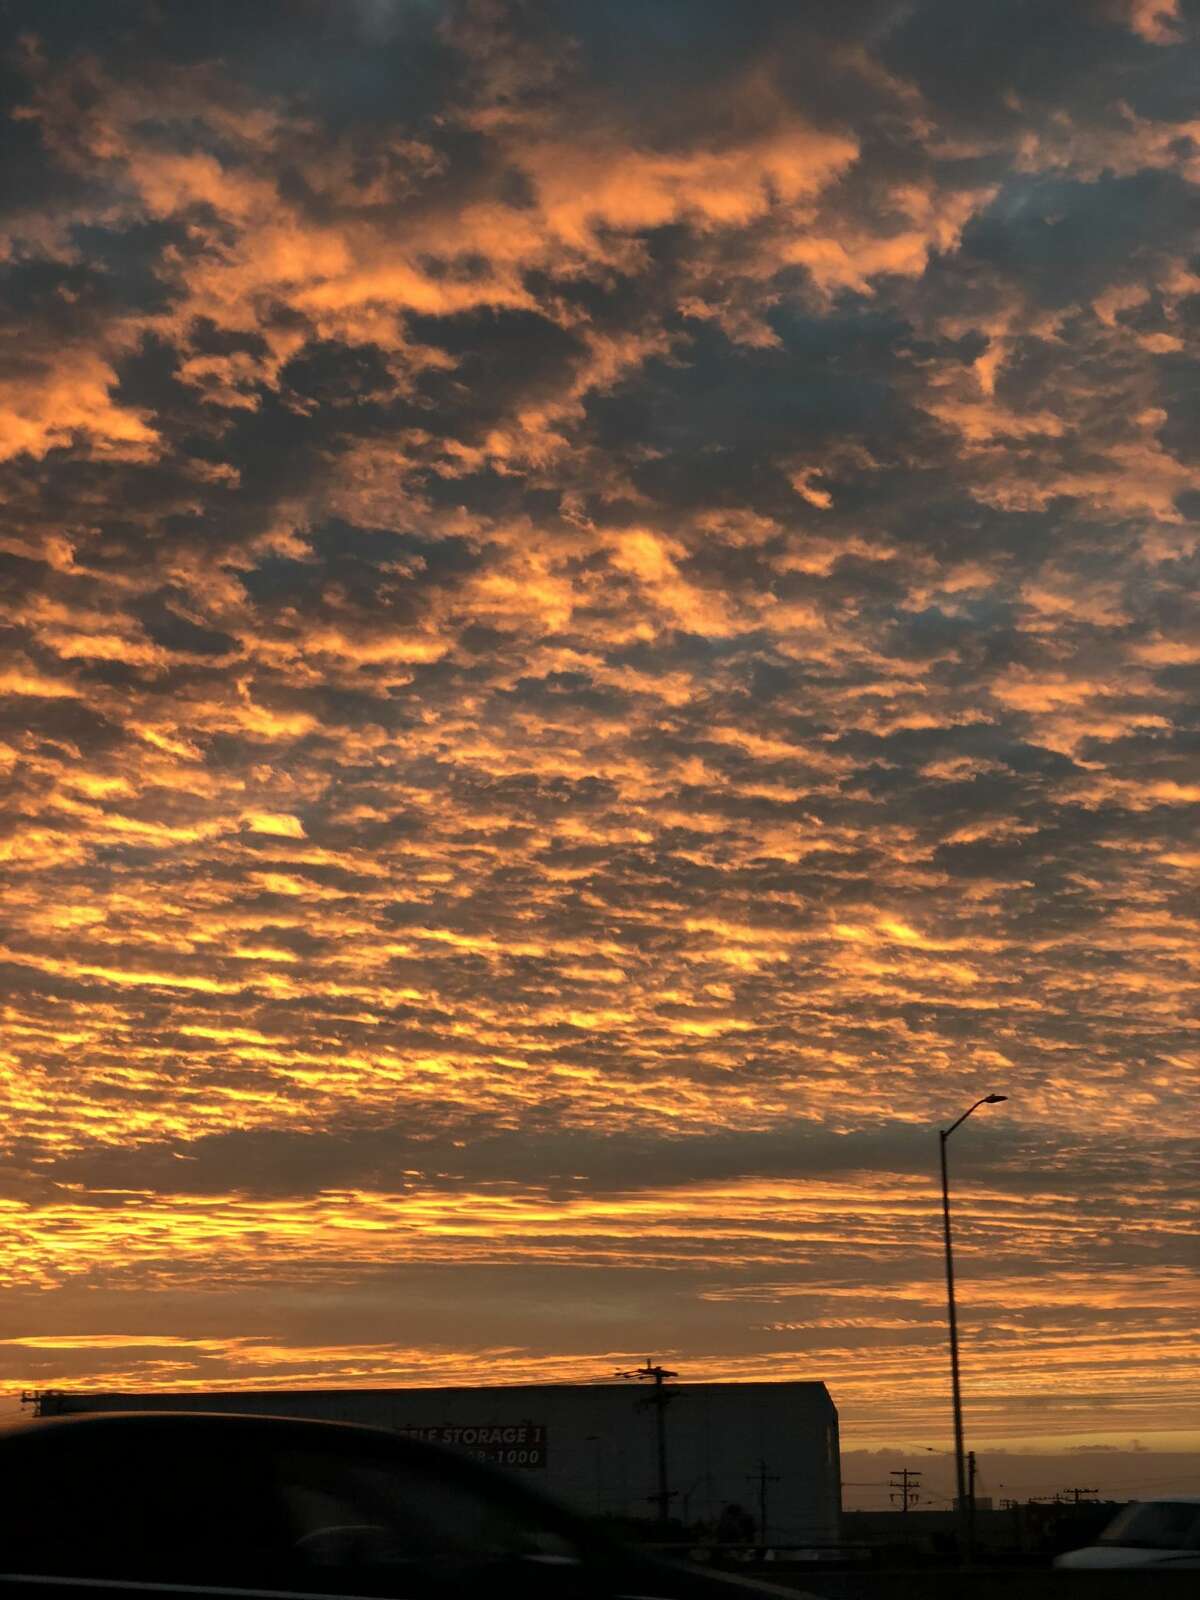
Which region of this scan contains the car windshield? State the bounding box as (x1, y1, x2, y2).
(1099, 1502, 1200, 1551)
(275, 1445, 584, 1573)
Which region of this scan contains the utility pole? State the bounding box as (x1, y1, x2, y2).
(680, 1477, 706, 1525)
(967, 1450, 977, 1552)
(616, 1359, 679, 1524)
(747, 1458, 781, 1543)
(889, 1467, 922, 1513)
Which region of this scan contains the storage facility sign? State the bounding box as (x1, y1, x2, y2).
(399, 1421, 547, 1469)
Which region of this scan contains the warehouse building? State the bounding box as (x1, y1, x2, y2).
(34, 1379, 841, 1544)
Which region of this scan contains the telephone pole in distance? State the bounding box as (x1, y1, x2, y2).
(616, 1359, 679, 1524)
(889, 1467, 922, 1513)
(747, 1458, 781, 1543)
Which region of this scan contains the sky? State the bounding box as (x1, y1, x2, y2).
(1, 0, 1197, 1504)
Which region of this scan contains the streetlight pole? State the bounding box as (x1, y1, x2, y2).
(939, 1093, 1007, 1566)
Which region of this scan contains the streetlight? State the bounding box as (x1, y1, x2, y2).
(940, 1093, 1007, 1565)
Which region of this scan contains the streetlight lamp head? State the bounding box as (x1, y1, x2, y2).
(983, 1094, 1007, 1103)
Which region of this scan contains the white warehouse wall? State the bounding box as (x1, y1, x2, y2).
(36, 1380, 841, 1543)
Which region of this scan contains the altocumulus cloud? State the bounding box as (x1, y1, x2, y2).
(0, 0, 1196, 1458)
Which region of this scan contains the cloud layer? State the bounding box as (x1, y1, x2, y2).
(0, 0, 1197, 1463)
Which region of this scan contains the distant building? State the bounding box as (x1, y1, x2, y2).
(33, 1380, 841, 1543)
